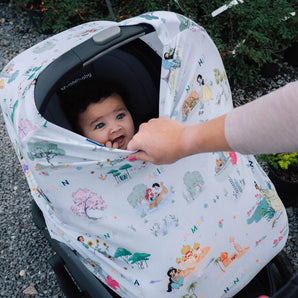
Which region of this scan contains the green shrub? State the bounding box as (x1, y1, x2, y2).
(13, 0, 297, 87)
(14, 1, 111, 32)
(259, 152, 298, 170)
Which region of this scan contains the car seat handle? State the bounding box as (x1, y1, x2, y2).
(92, 26, 121, 45)
(35, 23, 155, 115)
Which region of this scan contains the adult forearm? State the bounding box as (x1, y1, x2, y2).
(184, 114, 231, 156)
(225, 81, 298, 154)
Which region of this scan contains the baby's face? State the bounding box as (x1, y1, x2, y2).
(78, 94, 134, 150)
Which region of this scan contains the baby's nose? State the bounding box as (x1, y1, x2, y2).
(110, 125, 121, 134)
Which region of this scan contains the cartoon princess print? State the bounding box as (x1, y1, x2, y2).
(145, 182, 168, 208)
(77, 235, 89, 249)
(197, 74, 212, 102)
(167, 267, 184, 292)
(255, 182, 282, 212)
(162, 47, 182, 92)
(247, 182, 282, 225)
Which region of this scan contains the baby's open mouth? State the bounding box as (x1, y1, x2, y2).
(112, 136, 125, 148)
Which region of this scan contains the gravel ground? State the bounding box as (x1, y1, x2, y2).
(0, 2, 297, 297)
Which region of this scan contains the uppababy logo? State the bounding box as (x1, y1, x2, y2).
(60, 73, 92, 92)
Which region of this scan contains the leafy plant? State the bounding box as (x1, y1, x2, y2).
(180, 0, 297, 87)
(13, 0, 297, 87)
(14, 0, 112, 33)
(260, 152, 298, 170)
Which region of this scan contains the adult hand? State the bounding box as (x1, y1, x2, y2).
(127, 117, 188, 164)
(127, 114, 230, 164)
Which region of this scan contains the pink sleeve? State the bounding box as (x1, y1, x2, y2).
(225, 81, 298, 154)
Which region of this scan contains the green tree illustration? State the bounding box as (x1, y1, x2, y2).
(214, 257, 225, 272)
(113, 172, 121, 183)
(114, 248, 132, 263)
(107, 169, 120, 183)
(27, 141, 65, 166)
(127, 184, 147, 208)
(128, 252, 151, 269)
(183, 171, 204, 198)
(119, 164, 132, 178)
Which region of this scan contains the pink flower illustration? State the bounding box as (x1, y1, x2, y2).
(18, 118, 37, 142)
(71, 188, 106, 219)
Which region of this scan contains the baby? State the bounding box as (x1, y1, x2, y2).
(61, 78, 135, 150)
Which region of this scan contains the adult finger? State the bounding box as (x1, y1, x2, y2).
(128, 151, 153, 163)
(127, 136, 143, 152)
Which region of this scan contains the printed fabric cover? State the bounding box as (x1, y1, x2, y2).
(0, 11, 288, 298)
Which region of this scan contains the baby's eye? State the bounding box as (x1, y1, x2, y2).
(95, 122, 105, 129)
(116, 113, 125, 120)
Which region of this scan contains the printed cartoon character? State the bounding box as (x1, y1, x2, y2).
(77, 235, 89, 249)
(197, 74, 212, 102)
(167, 267, 184, 292)
(214, 152, 237, 175)
(255, 182, 282, 212)
(216, 158, 226, 173)
(215, 152, 229, 173)
(162, 47, 182, 92)
(145, 188, 155, 202)
(146, 182, 168, 208)
(247, 182, 282, 224)
(164, 48, 175, 59)
(166, 243, 211, 292)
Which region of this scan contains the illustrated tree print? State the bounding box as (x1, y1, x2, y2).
(128, 253, 151, 269)
(182, 281, 199, 298)
(127, 184, 147, 208)
(213, 68, 229, 102)
(214, 256, 225, 272)
(177, 14, 196, 31)
(18, 118, 37, 142)
(107, 169, 120, 183)
(119, 164, 132, 179)
(27, 141, 65, 166)
(113, 171, 121, 183)
(107, 164, 133, 183)
(114, 248, 132, 263)
(71, 188, 106, 220)
(183, 171, 204, 198)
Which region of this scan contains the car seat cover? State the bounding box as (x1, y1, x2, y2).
(0, 11, 288, 298)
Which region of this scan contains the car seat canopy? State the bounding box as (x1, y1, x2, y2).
(0, 11, 288, 298)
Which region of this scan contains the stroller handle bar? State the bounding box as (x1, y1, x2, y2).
(35, 23, 155, 116)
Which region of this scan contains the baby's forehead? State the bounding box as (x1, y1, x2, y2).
(99, 92, 125, 105)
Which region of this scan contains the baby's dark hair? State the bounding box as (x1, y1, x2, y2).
(60, 78, 129, 133)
